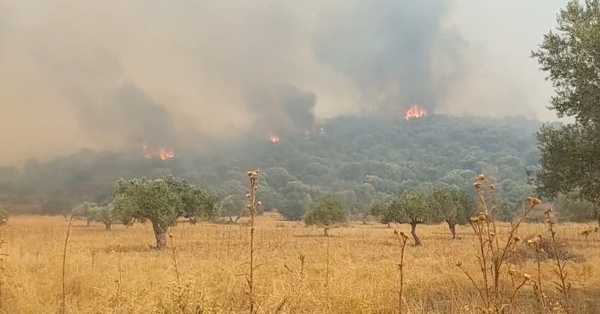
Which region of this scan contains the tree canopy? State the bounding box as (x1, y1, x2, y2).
(430, 186, 478, 239)
(375, 191, 440, 246)
(304, 194, 347, 231)
(531, 0, 600, 225)
(113, 176, 219, 249)
(0, 114, 541, 223)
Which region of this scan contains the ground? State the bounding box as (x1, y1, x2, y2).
(0, 213, 598, 313)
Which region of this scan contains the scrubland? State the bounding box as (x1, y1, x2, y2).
(0, 214, 598, 314)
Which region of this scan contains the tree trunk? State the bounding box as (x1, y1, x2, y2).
(324, 227, 330, 237)
(410, 222, 422, 246)
(228, 216, 241, 224)
(151, 220, 168, 249)
(86, 218, 91, 227)
(447, 220, 457, 239)
(104, 221, 111, 230)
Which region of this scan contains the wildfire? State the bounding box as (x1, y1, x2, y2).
(405, 104, 428, 121)
(143, 144, 175, 160)
(269, 135, 280, 143)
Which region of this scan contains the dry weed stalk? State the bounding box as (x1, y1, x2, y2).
(112, 247, 123, 314)
(282, 253, 306, 311)
(544, 208, 572, 313)
(61, 215, 75, 314)
(393, 230, 409, 314)
(169, 232, 180, 285)
(527, 234, 547, 313)
(325, 232, 330, 287)
(245, 169, 261, 314)
(457, 174, 538, 313)
(0, 236, 8, 311)
(578, 226, 598, 240)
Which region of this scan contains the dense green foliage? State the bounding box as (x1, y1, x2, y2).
(531, 0, 600, 225)
(430, 187, 479, 238)
(71, 202, 99, 226)
(0, 114, 542, 223)
(304, 195, 347, 228)
(113, 176, 218, 249)
(373, 191, 436, 246)
(371, 187, 479, 245)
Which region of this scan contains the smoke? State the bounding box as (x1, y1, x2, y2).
(312, 1, 463, 110)
(34, 39, 177, 149)
(247, 84, 317, 134)
(0, 0, 560, 164)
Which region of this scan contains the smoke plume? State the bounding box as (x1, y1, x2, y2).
(0, 0, 559, 164)
(247, 84, 317, 135)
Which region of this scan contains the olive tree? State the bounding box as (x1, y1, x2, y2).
(71, 202, 98, 226)
(91, 203, 114, 230)
(304, 194, 347, 236)
(376, 191, 440, 246)
(113, 176, 219, 249)
(430, 187, 478, 239)
(369, 199, 394, 228)
(531, 0, 600, 226)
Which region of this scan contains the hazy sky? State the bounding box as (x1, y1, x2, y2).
(0, 0, 570, 164)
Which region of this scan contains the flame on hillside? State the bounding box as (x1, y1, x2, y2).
(405, 104, 428, 121)
(269, 135, 280, 143)
(142, 144, 175, 160)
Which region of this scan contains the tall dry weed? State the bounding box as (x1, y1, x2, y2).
(457, 174, 577, 314)
(393, 230, 410, 314)
(61, 215, 74, 314)
(245, 169, 261, 314)
(0, 233, 7, 311)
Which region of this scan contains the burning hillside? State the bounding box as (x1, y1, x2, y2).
(142, 144, 175, 160)
(269, 135, 281, 143)
(405, 104, 428, 121)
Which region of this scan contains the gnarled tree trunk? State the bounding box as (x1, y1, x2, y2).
(104, 221, 112, 230)
(446, 220, 457, 239)
(151, 220, 168, 249)
(410, 222, 422, 246)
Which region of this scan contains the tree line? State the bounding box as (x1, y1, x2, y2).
(0, 114, 544, 221)
(69, 174, 480, 249)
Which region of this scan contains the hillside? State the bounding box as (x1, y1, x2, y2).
(0, 113, 544, 220)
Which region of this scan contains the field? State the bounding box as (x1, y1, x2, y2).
(0, 214, 599, 314)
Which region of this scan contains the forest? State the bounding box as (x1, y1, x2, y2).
(0, 111, 556, 222)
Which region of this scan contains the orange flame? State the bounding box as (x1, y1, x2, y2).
(157, 148, 175, 160)
(405, 104, 428, 121)
(143, 144, 175, 160)
(269, 135, 280, 143)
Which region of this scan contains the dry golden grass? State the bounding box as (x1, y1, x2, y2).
(0, 213, 598, 313)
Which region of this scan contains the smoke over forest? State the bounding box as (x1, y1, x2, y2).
(0, 0, 562, 165)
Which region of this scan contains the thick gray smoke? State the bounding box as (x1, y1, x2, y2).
(313, 1, 464, 110)
(247, 84, 317, 134)
(0, 0, 559, 164)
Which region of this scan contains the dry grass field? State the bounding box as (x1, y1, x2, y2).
(0, 213, 598, 314)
